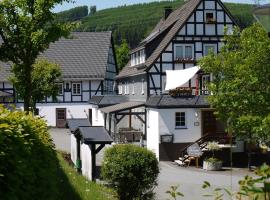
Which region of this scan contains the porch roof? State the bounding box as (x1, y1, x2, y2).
(0, 91, 12, 97)
(146, 95, 210, 108)
(100, 101, 145, 114)
(74, 126, 113, 144)
(89, 95, 128, 107)
(67, 118, 91, 133)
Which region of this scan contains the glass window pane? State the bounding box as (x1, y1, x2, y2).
(185, 46, 192, 58)
(176, 46, 184, 59)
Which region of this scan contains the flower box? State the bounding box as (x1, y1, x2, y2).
(169, 87, 193, 97)
(174, 58, 195, 64)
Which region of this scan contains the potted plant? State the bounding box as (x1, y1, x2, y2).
(203, 142, 222, 171)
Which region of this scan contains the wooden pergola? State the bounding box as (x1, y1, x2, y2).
(100, 101, 146, 143)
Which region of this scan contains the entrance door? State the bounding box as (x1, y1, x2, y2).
(56, 108, 66, 128)
(202, 111, 216, 135)
(89, 109, 92, 125)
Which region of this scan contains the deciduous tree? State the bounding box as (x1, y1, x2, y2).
(115, 39, 130, 70)
(0, 0, 74, 112)
(200, 24, 270, 168)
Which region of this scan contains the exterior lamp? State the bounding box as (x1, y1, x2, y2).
(253, 4, 270, 35)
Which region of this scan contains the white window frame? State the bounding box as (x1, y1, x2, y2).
(118, 83, 122, 95)
(202, 74, 211, 95)
(203, 44, 217, 56)
(126, 81, 129, 95)
(174, 44, 194, 60)
(132, 81, 135, 95)
(175, 112, 187, 129)
(141, 79, 145, 95)
(57, 83, 63, 95)
(72, 83, 81, 95)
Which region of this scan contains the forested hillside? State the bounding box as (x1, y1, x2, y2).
(57, 0, 255, 48)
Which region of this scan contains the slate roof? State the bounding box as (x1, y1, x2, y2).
(100, 101, 145, 114)
(146, 95, 210, 108)
(67, 118, 91, 132)
(0, 32, 112, 81)
(42, 32, 112, 80)
(89, 95, 128, 107)
(74, 126, 113, 144)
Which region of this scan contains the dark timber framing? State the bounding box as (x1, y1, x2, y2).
(146, 0, 237, 96)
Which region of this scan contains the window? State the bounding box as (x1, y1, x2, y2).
(118, 83, 122, 94)
(132, 81, 135, 95)
(72, 83, 81, 95)
(131, 49, 145, 66)
(66, 83, 70, 90)
(126, 82, 129, 95)
(57, 83, 63, 95)
(202, 75, 211, 95)
(175, 112, 186, 128)
(205, 11, 216, 23)
(141, 79, 145, 95)
(204, 45, 216, 56)
(175, 45, 193, 60)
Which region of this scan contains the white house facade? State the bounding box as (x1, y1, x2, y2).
(0, 32, 117, 127)
(90, 0, 245, 162)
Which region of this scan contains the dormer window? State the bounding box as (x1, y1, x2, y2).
(205, 11, 216, 23)
(131, 49, 145, 66)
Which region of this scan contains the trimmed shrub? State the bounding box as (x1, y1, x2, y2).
(0, 106, 58, 199)
(101, 144, 159, 200)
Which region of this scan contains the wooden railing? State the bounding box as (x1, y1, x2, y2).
(180, 133, 235, 158)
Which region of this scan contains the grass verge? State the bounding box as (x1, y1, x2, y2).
(55, 152, 116, 200)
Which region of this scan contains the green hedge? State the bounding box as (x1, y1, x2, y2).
(101, 144, 159, 200)
(0, 106, 58, 200)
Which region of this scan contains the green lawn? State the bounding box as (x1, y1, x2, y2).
(55, 152, 116, 200)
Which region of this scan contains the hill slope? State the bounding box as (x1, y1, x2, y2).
(58, 0, 255, 48)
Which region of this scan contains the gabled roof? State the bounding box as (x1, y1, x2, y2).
(42, 32, 112, 80)
(117, 0, 238, 79)
(0, 32, 112, 81)
(117, 0, 201, 79)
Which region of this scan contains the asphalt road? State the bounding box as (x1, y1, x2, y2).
(50, 128, 254, 200)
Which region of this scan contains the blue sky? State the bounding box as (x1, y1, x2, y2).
(53, 0, 269, 12)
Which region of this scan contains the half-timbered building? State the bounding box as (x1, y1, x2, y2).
(0, 32, 117, 127)
(102, 0, 245, 161)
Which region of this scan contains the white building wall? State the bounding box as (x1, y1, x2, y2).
(147, 109, 160, 160)
(158, 108, 202, 143)
(71, 134, 77, 164)
(81, 143, 92, 180)
(17, 103, 93, 127)
(92, 106, 105, 126)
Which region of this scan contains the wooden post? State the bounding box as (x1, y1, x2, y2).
(109, 113, 112, 136)
(91, 144, 96, 182)
(129, 109, 132, 128)
(196, 75, 199, 96)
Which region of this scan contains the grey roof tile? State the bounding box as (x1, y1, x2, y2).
(146, 95, 210, 108)
(89, 95, 128, 107)
(67, 118, 91, 132)
(75, 126, 113, 144)
(0, 32, 112, 81)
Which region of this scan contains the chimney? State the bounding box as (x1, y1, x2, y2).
(164, 7, 173, 19)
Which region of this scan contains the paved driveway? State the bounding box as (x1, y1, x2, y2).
(155, 162, 254, 200)
(50, 128, 254, 200)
